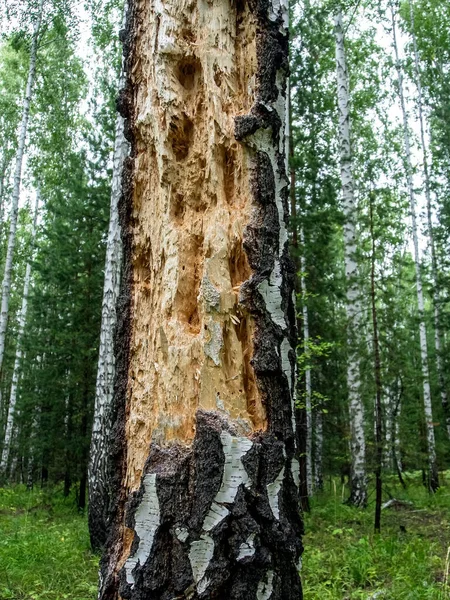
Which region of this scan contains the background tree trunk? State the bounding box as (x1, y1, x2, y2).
(0, 0, 43, 404)
(96, 0, 303, 598)
(89, 77, 129, 551)
(408, 0, 450, 439)
(334, 10, 367, 507)
(391, 3, 439, 491)
(0, 188, 39, 475)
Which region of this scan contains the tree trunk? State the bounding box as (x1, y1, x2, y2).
(0, 0, 43, 409)
(89, 72, 129, 549)
(408, 0, 450, 439)
(314, 406, 323, 492)
(334, 11, 367, 507)
(97, 0, 303, 598)
(391, 4, 439, 492)
(369, 194, 383, 533)
(287, 90, 309, 511)
(0, 188, 39, 475)
(0, 158, 8, 241)
(299, 228, 312, 497)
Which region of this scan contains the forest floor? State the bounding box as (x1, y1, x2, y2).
(302, 473, 450, 599)
(0, 485, 98, 600)
(0, 475, 449, 599)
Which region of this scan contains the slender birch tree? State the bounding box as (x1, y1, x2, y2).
(0, 0, 43, 408)
(408, 0, 450, 439)
(334, 10, 367, 507)
(300, 228, 313, 496)
(0, 188, 39, 475)
(391, 2, 439, 491)
(89, 79, 129, 552)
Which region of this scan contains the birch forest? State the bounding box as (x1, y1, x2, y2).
(1, 0, 450, 598)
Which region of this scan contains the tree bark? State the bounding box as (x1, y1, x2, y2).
(0, 188, 39, 475)
(97, 0, 303, 598)
(391, 3, 439, 492)
(408, 0, 450, 439)
(89, 65, 130, 550)
(369, 194, 383, 533)
(314, 406, 323, 491)
(0, 0, 43, 410)
(299, 228, 312, 497)
(334, 11, 367, 507)
(288, 88, 309, 511)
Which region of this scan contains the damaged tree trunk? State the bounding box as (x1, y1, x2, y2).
(96, 0, 303, 598)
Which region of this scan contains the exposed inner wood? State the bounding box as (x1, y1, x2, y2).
(125, 0, 264, 492)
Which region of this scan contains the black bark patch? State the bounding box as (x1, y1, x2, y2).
(94, 0, 138, 595)
(113, 411, 302, 600)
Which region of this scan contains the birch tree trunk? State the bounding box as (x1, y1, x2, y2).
(0, 0, 43, 409)
(391, 4, 439, 491)
(300, 228, 312, 497)
(89, 73, 130, 551)
(288, 89, 309, 512)
(409, 0, 450, 439)
(97, 0, 303, 597)
(0, 188, 39, 475)
(314, 407, 323, 491)
(369, 195, 383, 533)
(334, 11, 367, 507)
(0, 158, 7, 239)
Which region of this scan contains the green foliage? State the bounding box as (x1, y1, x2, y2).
(302, 476, 450, 598)
(0, 485, 98, 599)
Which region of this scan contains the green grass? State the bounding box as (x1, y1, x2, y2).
(302, 474, 450, 599)
(1, 476, 449, 599)
(0, 485, 98, 600)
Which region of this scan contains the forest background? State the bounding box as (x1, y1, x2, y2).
(1, 0, 450, 598)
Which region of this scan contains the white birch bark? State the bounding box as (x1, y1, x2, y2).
(88, 90, 129, 521)
(0, 0, 43, 410)
(334, 11, 367, 506)
(0, 188, 39, 473)
(383, 384, 393, 470)
(314, 406, 323, 491)
(300, 228, 312, 496)
(391, 4, 439, 490)
(26, 355, 42, 490)
(409, 1, 450, 439)
(0, 159, 7, 237)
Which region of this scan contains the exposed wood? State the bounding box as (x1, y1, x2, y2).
(97, 0, 303, 598)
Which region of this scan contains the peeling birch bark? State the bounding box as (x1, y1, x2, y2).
(0, 0, 43, 414)
(334, 11, 367, 507)
(97, 0, 303, 597)
(391, 5, 439, 491)
(0, 188, 39, 475)
(409, 1, 450, 440)
(89, 51, 130, 551)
